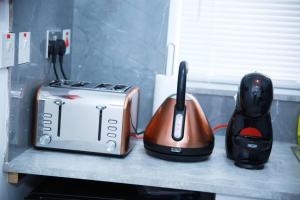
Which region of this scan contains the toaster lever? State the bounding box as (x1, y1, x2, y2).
(53, 99, 65, 137)
(54, 99, 65, 106)
(96, 105, 107, 141)
(96, 105, 107, 110)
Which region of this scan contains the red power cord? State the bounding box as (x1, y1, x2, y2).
(129, 133, 144, 139)
(212, 123, 228, 133)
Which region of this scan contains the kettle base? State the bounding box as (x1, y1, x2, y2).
(145, 149, 210, 162)
(144, 141, 213, 162)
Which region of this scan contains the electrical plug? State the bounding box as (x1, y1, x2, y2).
(48, 39, 61, 64)
(56, 39, 67, 80)
(56, 39, 66, 64)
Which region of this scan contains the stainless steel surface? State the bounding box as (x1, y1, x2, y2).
(34, 81, 139, 156)
(49, 80, 132, 93)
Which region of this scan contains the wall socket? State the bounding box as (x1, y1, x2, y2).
(0, 32, 15, 68)
(45, 30, 62, 58)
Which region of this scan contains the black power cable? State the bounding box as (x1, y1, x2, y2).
(48, 39, 68, 80)
(130, 117, 144, 135)
(59, 62, 67, 80)
(48, 40, 59, 80)
(53, 63, 59, 80)
(56, 39, 68, 80)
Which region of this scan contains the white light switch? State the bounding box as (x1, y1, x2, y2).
(18, 32, 31, 64)
(0, 33, 15, 68)
(62, 29, 71, 55)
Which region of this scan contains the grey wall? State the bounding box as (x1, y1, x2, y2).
(71, 0, 170, 129)
(0, 1, 37, 199)
(1, 0, 42, 199)
(8, 0, 74, 163)
(194, 94, 300, 143)
(3, 0, 74, 198)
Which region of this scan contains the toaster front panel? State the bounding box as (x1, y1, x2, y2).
(59, 99, 99, 142)
(35, 94, 126, 155)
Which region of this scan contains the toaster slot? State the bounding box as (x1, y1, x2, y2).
(49, 80, 73, 88)
(95, 83, 113, 90)
(61, 80, 73, 86)
(48, 80, 60, 87)
(113, 84, 126, 90)
(112, 84, 129, 92)
(53, 99, 65, 137)
(98, 110, 103, 141)
(96, 106, 107, 141)
(71, 81, 89, 87)
(57, 105, 62, 137)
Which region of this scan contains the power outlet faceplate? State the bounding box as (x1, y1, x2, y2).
(18, 32, 31, 64)
(0, 32, 15, 68)
(45, 30, 61, 58)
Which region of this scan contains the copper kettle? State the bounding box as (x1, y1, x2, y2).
(144, 61, 214, 161)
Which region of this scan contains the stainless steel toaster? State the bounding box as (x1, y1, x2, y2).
(34, 80, 139, 156)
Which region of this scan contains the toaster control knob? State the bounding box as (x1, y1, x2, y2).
(106, 140, 116, 152)
(39, 134, 51, 145)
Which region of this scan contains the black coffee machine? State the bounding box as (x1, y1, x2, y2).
(226, 72, 273, 169)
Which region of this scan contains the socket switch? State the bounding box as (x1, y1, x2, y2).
(0, 32, 15, 68)
(18, 32, 31, 64)
(63, 29, 71, 55)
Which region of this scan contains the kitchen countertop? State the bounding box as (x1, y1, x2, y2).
(3, 135, 300, 200)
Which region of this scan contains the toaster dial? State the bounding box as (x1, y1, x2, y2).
(39, 134, 52, 145)
(106, 140, 117, 152)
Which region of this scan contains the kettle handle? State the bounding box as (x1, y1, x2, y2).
(176, 61, 188, 111)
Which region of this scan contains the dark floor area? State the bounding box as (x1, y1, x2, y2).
(25, 177, 215, 200)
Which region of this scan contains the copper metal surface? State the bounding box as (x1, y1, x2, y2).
(120, 87, 139, 154)
(33, 87, 42, 146)
(144, 95, 213, 148)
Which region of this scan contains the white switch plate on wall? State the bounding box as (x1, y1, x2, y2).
(0, 32, 15, 68)
(18, 32, 31, 64)
(62, 29, 71, 55)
